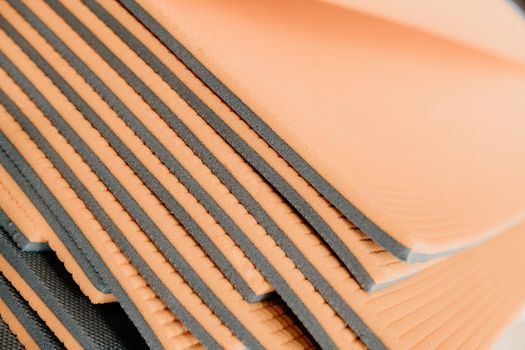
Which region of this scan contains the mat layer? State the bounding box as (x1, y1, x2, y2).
(0, 272, 64, 349)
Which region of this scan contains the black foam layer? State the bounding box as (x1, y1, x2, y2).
(0, 208, 49, 252)
(116, 0, 436, 263)
(0, 312, 24, 350)
(0, 119, 163, 350)
(0, 272, 64, 349)
(0, 5, 268, 303)
(0, 230, 147, 350)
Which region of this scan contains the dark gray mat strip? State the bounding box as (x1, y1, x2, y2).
(0, 135, 107, 293)
(36, 0, 343, 346)
(87, 0, 379, 292)
(0, 15, 258, 347)
(0, 137, 162, 350)
(117, 0, 426, 263)
(0, 312, 24, 350)
(0, 229, 147, 350)
(0, 272, 64, 349)
(0, 6, 266, 304)
(0, 207, 49, 252)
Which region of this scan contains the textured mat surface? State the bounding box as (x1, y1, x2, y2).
(84, 0, 435, 292)
(0, 230, 147, 349)
(0, 272, 64, 349)
(126, 0, 525, 262)
(1, 1, 524, 349)
(0, 8, 315, 346)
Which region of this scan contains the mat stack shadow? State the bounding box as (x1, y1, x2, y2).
(1, 0, 525, 349)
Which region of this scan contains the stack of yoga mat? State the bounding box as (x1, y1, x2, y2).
(1, 0, 525, 349)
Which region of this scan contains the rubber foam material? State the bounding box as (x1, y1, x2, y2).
(44, 2, 525, 348)
(8, 2, 521, 349)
